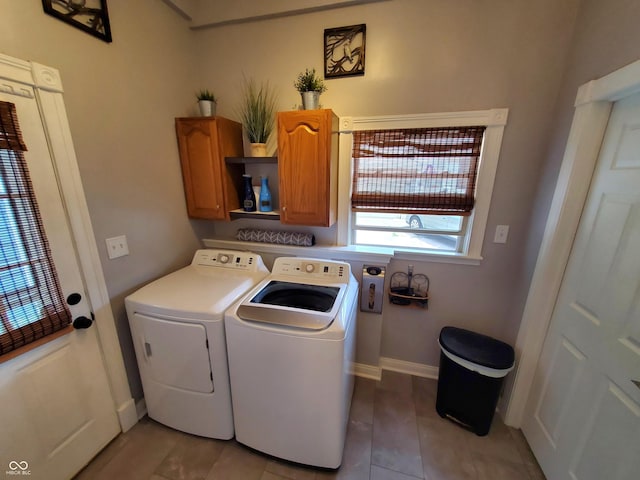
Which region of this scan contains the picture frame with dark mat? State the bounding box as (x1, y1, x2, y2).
(42, 0, 112, 43)
(324, 24, 366, 79)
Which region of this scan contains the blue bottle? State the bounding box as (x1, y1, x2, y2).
(259, 176, 272, 212)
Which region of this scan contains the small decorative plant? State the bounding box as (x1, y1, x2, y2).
(239, 77, 277, 144)
(196, 89, 216, 102)
(293, 68, 327, 93)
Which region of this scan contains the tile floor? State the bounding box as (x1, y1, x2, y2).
(74, 371, 546, 480)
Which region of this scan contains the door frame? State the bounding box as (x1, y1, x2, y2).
(504, 58, 640, 427)
(0, 53, 137, 432)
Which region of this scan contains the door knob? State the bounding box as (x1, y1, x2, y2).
(72, 316, 93, 329)
(66, 292, 82, 305)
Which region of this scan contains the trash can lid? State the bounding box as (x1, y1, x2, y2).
(439, 326, 514, 370)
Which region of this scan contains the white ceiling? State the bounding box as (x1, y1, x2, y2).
(160, 0, 390, 29)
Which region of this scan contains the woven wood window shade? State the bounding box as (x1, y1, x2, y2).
(351, 126, 486, 215)
(0, 101, 71, 355)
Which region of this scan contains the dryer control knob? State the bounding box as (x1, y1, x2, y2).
(219, 254, 230, 264)
(305, 263, 315, 273)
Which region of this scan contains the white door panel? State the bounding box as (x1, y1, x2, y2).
(0, 83, 119, 479)
(570, 379, 640, 480)
(524, 93, 640, 479)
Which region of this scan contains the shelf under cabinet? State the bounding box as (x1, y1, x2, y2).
(225, 156, 277, 165)
(229, 209, 280, 220)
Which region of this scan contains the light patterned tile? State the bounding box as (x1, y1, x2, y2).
(333, 420, 372, 480)
(261, 471, 294, 480)
(471, 451, 533, 480)
(370, 465, 422, 479)
(75, 419, 182, 480)
(412, 376, 440, 420)
(464, 419, 524, 465)
(371, 389, 423, 478)
(76, 377, 547, 480)
(154, 432, 225, 480)
(205, 441, 268, 480)
(376, 371, 413, 394)
(350, 376, 376, 424)
(417, 416, 476, 480)
(266, 458, 319, 480)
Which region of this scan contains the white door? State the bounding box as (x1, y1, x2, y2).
(0, 83, 120, 479)
(522, 93, 640, 479)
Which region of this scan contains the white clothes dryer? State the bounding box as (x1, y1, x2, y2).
(125, 249, 268, 439)
(224, 257, 359, 468)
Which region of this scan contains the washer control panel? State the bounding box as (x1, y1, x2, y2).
(272, 257, 350, 281)
(191, 249, 265, 271)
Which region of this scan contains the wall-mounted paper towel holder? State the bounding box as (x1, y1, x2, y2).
(361, 265, 385, 313)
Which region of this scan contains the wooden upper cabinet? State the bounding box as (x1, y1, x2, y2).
(175, 116, 244, 220)
(277, 109, 338, 226)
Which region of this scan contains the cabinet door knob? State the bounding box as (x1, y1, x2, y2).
(282, 206, 286, 212)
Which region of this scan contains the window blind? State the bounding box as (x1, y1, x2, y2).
(0, 100, 71, 355)
(351, 126, 486, 215)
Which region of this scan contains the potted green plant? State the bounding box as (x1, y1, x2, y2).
(196, 89, 217, 116)
(294, 68, 327, 110)
(239, 77, 277, 156)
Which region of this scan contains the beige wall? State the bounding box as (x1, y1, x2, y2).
(526, 0, 640, 283)
(194, 0, 580, 367)
(0, 0, 203, 399)
(4, 0, 639, 404)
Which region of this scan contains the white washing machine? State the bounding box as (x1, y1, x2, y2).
(224, 257, 359, 468)
(125, 249, 268, 439)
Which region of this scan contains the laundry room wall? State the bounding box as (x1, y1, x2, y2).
(500, 0, 640, 414)
(0, 0, 205, 400)
(524, 0, 640, 276)
(3, 0, 638, 409)
(192, 0, 581, 370)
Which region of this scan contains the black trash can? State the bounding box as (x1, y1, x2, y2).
(435, 326, 514, 436)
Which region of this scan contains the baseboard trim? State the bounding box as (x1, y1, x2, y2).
(353, 358, 439, 380)
(379, 357, 439, 379)
(117, 397, 139, 433)
(353, 362, 382, 380)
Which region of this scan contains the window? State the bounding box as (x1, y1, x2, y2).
(0, 101, 71, 355)
(338, 109, 508, 260)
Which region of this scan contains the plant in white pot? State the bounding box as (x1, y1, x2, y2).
(294, 68, 327, 110)
(196, 89, 217, 116)
(239, 77, 277, 157)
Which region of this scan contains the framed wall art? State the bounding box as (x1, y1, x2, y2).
(42, 0, 112, 43)
(324, 24, 366, 79)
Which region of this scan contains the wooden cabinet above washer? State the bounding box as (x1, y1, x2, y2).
(175, 117, 244, 220)
(277, 109, 338, 227)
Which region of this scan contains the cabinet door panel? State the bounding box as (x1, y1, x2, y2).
(175, 117, 243, 220)
(278, 110, 337, 226)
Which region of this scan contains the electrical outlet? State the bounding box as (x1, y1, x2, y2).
(105, 235, 129, 259)
(494, 225, 509, 244)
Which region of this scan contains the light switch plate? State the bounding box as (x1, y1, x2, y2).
(494, 225, 509, 244)
(105, 235, 129, 259)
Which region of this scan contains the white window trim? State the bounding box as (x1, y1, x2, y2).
(337, 108, 509, 263)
